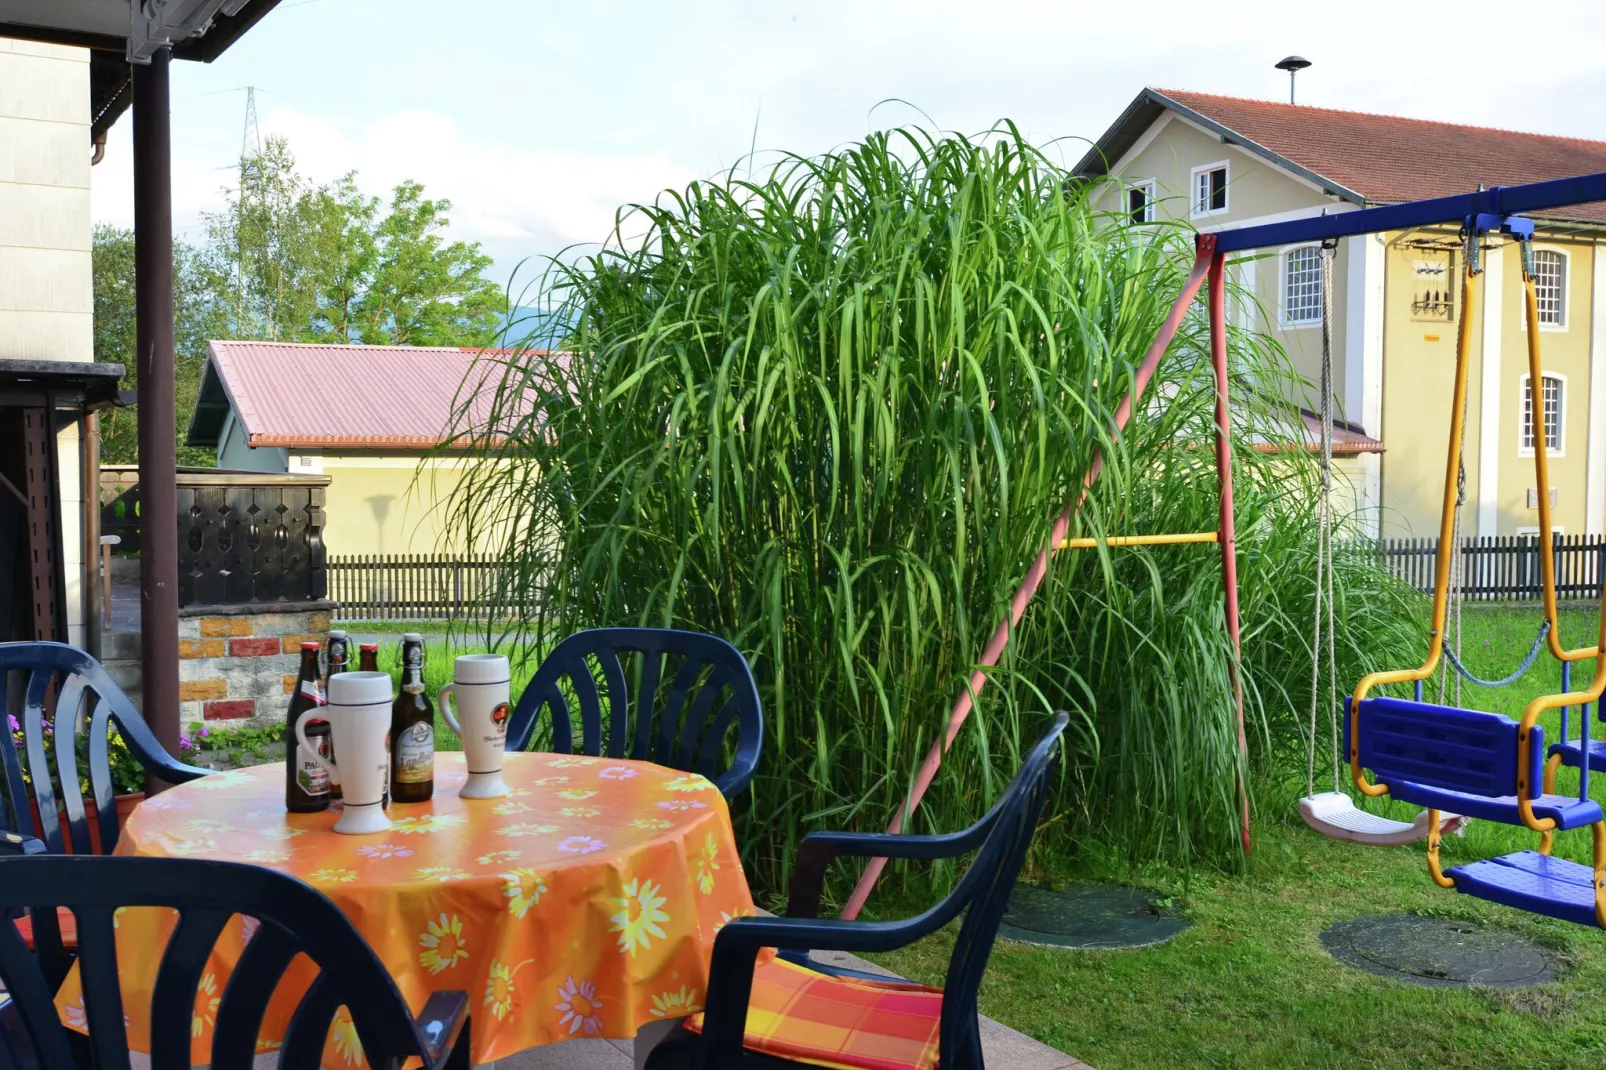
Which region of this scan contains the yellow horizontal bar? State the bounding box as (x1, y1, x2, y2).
(1057, 532, 1220, 550)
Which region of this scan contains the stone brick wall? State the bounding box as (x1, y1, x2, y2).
(174, 607, 333, 726)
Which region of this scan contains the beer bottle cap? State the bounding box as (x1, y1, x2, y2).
(328, 630, 348, 639)
(360, 643, 379, 652)
(403, 632, 423, 643)
(301, 641, 321, 651)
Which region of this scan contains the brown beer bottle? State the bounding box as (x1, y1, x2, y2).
(324, 630, 352, 687)
(390, 633, 435, 803)
(285, 642, 332, 813)
(358, 643, 390, 807)
(322, 631, 351, 800)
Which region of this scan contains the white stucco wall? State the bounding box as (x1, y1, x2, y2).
(1, 37, 92, 646)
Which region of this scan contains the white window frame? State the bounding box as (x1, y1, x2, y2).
(1518, 371, 1567, 458)
(1529, 246, 1569, 331)
(1190, 161, 1229, 219)
(1125, 179, 1156, 224)
(1278, 243, 1324, 329)
(1516, 526, 1562, 537)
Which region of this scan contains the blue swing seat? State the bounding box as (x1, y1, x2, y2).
(1446, 852, 1602, 928)
(1349, 696, 1606, 927)
(1548, 737, 1606, 774)
(1347, 696, 1602, 831)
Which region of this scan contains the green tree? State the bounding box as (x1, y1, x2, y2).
(92, 224, 223, 467)
(94, 136, 507, 463)
(354, 181, 503, 346)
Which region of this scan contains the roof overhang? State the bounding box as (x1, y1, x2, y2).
(0, 0, 280, 63)
(1073, 87, 1367, 207)
(185, 353, 230, 447)
(0, 359, 125, 412)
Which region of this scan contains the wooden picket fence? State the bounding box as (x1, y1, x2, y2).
(326, 555, 523, 621)
(1374, 534, 1606, 601)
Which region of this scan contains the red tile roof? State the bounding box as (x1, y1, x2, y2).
(1091, 89, 1606, 224)
(200, 341, 549, 449)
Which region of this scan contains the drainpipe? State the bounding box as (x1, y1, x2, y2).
(133, 47, 181, 786)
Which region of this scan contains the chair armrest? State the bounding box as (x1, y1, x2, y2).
(414, 990, 470, 1069)
(786, 815, 998, 918)
(0, 833, 45, 856)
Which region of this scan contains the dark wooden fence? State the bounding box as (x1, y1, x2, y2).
(327, 555, 514, 620)
(100, 466, 330, 609)
(1375, 534, 1606, 600)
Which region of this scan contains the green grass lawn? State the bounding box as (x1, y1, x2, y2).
(870, 602, 1606, 1070)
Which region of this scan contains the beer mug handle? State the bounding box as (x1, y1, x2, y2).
(438, 683, 463, 739)
(294, 710, 339, 783)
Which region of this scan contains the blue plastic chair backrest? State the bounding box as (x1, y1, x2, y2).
(507, 628, 764, 799)
(1347, 696, 1540, 798)
(0, 855, 441, 1070)
(936, 714, 1065, 1066)
(0, 642, 207, 856)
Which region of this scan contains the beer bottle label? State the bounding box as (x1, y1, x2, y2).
(396, 722, 435, 783)
(297, 733, 331, 796)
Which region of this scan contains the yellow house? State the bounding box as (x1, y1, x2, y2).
(1079, 89, 1606, 539)
(185, 340, 498, 557)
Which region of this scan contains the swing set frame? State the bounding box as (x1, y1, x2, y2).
(843, 168, 1606, 921)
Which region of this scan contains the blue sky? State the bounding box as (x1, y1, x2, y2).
(91, 0, 1606, 290)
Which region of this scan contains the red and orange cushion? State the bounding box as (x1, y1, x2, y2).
(685, 955, 944, 1070)
(13, 909, 78, 951)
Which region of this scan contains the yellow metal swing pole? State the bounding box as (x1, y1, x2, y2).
(1349, 243, 1480, 798)
(1522, 257, 1598, 666)
(1056, 531, 1219, 550)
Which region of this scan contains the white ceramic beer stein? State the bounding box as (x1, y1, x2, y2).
(298, 671, 394, 834)
(439, 654, 512, 799)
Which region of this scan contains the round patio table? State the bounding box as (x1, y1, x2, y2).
(53, 750, 757, 1067)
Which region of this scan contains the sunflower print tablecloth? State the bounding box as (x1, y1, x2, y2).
(53, 751, 758, 1066)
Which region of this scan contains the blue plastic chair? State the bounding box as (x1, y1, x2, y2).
(1349, 695, 1606, 927)
(0, 641, 209, 856)
(507, 628, 764, 799)
(649, 712, 1068, 1070)
(0, 855, 472, 1070)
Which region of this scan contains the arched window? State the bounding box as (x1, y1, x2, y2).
(1531, 249, 1567, 327)
(1281, 244, 1323, 326)
(1520, 373, 1564, 454)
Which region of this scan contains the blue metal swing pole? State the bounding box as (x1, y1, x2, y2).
(1211, 172, 1606, 254)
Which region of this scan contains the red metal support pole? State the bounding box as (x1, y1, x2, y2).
(840, 239, 1219, 920)
(1207, 246, 1252, 856)
(134, 48, 181, 786)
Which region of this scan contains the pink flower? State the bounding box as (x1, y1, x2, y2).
(556, 836, 606, 855)
(598, 766, 638, 780)
(656, 800, 708, 812)
(554, 977, 604, 1035)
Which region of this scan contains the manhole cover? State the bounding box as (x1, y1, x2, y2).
(998, 882, 1189, 950)
(1320, 915, 1558, 988)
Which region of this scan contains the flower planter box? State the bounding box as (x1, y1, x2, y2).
(28, 792, 144, 854)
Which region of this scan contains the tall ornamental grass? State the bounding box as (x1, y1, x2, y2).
(446, 125, 1419, 897)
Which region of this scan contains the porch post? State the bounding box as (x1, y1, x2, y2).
(133, 47, 181, 779)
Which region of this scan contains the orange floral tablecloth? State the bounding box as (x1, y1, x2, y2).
(54, 751, 757, 1066)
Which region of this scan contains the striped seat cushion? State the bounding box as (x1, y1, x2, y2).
(686, 955, 944, 1070)
(14, 909, 77, 950)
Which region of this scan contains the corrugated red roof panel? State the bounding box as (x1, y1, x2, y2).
(207, 341, 550, 449)
(1156, 89, 1606, 223)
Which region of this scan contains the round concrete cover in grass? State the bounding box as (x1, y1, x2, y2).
(998, 883, 1189, 949)
(1320, 915, 1558, 988)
